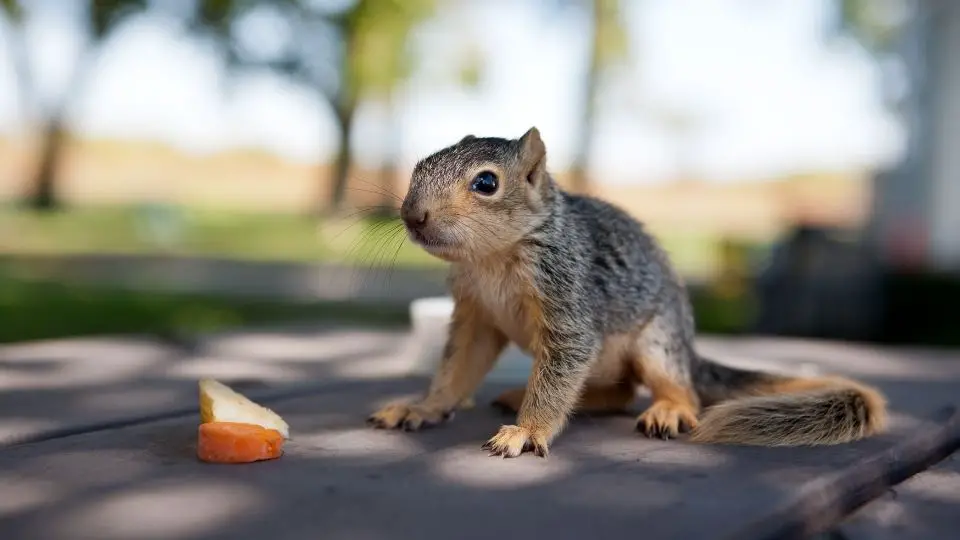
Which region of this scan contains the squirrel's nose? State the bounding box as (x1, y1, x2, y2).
(402, 209, 429, 230)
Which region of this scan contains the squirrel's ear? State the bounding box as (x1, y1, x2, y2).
(458, 134, 476, 144)
(519, 127, 542, 149)
(518, 127, 546, 185)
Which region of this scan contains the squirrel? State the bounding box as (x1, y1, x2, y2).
(367, 127, 888, 458)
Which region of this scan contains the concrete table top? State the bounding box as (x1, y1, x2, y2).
(1, 327, 959, 539)
(0, 326, 413, 445)
(837, 453, 960, 539)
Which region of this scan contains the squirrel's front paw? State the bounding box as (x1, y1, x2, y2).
(481, 425, 549, 458)
(367, 402, 452, 431)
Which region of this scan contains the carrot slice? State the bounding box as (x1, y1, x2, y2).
(197, 422, 285, 464)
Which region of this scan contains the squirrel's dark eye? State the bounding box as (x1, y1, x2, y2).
(470, 171, 498, 195)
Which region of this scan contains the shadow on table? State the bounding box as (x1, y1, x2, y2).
(0, 324, 410, 445)
(1, 328, 959, 539)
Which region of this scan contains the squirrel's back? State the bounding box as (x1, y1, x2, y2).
(525, 190, 693, 336)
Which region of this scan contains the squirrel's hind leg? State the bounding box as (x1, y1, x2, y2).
(631, 316, 701, 440)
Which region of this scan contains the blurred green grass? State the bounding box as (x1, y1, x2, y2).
(0, 271, 750, 343)
(0, 204, 439, 267)
(0, 204, 758, 342)
(0, 274, 410, 343)
(0, 204, 748, 278)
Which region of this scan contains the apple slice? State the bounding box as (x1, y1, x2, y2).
(199, 378, 289, 438)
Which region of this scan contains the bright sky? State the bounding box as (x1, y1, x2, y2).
(0, 0, 905, 184)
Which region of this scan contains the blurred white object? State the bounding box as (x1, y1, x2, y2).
(407, 296, 532, 382)
(408, 296, 455, 374)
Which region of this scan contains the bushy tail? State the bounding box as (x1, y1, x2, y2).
(688, 357, 888, 447)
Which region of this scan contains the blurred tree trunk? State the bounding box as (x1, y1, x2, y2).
(23, 50, 95, 212)
(323, 14, 361, 217)
(377, 160, 399, 215)
(194, 0, 438, 216)
(569, 42, 599, 194)
(1, 12, 32, 131)
(16, 0, 144, 212)
(27, 117, 67, 210)
(0, 0, 55, 210)
(376, 93, 401, 216)
(569, 0, 618, 194)
(326, 102, 356, 216)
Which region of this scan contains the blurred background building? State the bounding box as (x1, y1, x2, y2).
(0, 0, 955, 346)
(870, 0, 959, 274)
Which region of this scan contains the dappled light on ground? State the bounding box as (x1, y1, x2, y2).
(0, 326, 416, 444)
(898, 466, 960, 503)
(32, 449, 155, 487)
(46, 481, 265, 540)
(0, 419, 59, 442)
(431, 446, 574, 489)
(295, 428, 426, 464)
(170, 328, 414, 381)
(0, 338, 169, 389)
(0, 474, 60, 516)
(78, 387, 188, 412)
(634, 443, 730, 468)
(698, 336, 960, 380)
(553, 475, 681, 511)
(839, 456, 960, 537)
(0, 327, 958, 538)
(201, 329, 406, 362)
(168, 354, 309, 383)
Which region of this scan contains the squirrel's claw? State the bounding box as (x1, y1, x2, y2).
(482, 425, 549, 458)
(367, 402, 450, 431)
(635, 400, 700, 440)
(636, 421, 665, 439)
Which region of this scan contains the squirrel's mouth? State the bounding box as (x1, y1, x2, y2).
(409, 229, 458, 256)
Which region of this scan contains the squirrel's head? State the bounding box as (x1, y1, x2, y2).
(401, 127, 553, 262)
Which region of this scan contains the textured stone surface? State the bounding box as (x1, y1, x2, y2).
(0, 327, 411, 445)
(1, 330, 958, 539)
(0, 378, 930, 540)
(836, 453, 960, 539)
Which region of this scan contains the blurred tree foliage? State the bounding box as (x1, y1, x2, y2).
(1, 0, 914, 214)
(1, 0, 629, 212)
(836, 0, 911, 54)
(192, 0, 438, 215)
(0, 0, 438, 215)
(562, 0, 630, 194)
(1, 0, 149, 211)
(830, 0, 912, 117)
(0, 0, 28, 120)
(0, 0, 20, 20)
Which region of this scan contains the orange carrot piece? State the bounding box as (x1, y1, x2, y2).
(197, 422, 285, 464)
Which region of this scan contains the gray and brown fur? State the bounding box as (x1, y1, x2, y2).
(367, 127, 888, 457)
